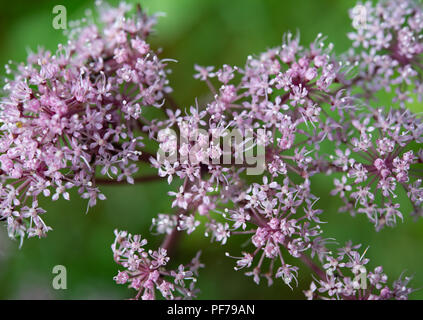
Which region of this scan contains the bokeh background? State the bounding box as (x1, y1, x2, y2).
(0, 0, 422, 299)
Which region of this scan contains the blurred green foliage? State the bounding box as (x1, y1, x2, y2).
(0, 0, 422, 300)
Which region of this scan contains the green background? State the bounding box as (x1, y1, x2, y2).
(0, 0, 422, 299)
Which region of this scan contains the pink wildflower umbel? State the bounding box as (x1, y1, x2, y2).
(111, 229, 202, 300)
(0, 2, 171, 244)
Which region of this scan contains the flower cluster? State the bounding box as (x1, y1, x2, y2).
(0, 2, 171, 244)
(347, 0, 423, 106)
(112, 229, 202, 300)
(305, 242, 413, 300)
(221, 177, 325, 288)
(330, 107, 423, 229)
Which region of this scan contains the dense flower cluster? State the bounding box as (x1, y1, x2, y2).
(305, 242, 413, 300)
(112, 229, 202, 300)
(347, 0, 423, 106)
(1, 0, 421, 300)
(330, 106, 423, 229)
(0, 3, 171, 244)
